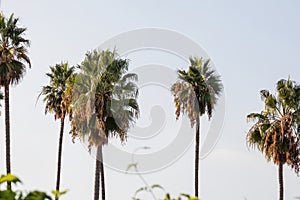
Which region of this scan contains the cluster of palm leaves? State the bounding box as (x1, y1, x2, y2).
(246, 78, 300, 200)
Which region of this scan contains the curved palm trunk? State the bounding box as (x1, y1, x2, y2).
(4, 83, 11, 190)
(94, 145, 105, 200)
(195, 115, 200, 197)
(278, 163, 284, 200)
(55, 116, 65, 200)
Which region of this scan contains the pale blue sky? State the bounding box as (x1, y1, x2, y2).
(1, 0, 300, 200)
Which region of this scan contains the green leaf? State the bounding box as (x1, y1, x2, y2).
(134, 187, 148, 196)
(165, 193, 171, 200)
(246, 113, 264, 122)
(0, 189, 16, 200)
(260, 123, 270, 133)
(151, 184, 164, 191)
(0, 174, 22, 185)
(24, 191, 52, 200)
(51, 190, 68, 199)
(260, 90, 270, 100)
(179, 193, 199, 200)
(265, 95, 276, 109)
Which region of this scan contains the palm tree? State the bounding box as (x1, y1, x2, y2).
(171, 57, 223, 197)
(246, 78, 300, 200)
(0, 13, 31, 190)
(71, 49, 139, 200)
(40, 62, 75, 200)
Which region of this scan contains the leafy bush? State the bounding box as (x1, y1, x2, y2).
(0, 174, 53, 200)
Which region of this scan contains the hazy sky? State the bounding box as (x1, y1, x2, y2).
(1, 0, 300, 200)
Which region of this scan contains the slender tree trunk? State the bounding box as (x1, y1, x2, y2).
(4, 84, 11, 190)
(195, 115, 200, 197)
(55, 116, 65, 200)
(94, 145, 105, 200)
(99, 146, 105, 200)
(94, 147, 100, 200)
(278, 163, 284, 200)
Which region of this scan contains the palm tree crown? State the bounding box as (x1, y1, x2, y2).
(41, 62, 75, 120)
(0, 13, 31, 86)
(71, 49, 139, 147)
(247, 78, 300, 172)
(172, 57, 223, 126)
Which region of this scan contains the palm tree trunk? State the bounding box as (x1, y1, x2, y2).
(195, 115, 200, 197)
(55, 116, 65, 200)
(100, 146, 105, 200)
(278, 163, 284, 200)
(94, 145, 105, 200)
(94, 147, 100, 200)
(4, 83, 11, 190)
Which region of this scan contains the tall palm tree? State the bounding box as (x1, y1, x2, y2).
(0, 13, 30, 190)
(71, 49, 139, 200)
(246, 78, 300, 200)
(71, 50, 109, 200)
(171, 57, 223, 197)
(40, 62, 75, 200)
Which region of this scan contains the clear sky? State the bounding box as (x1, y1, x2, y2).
(1, 0, 300, 200)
